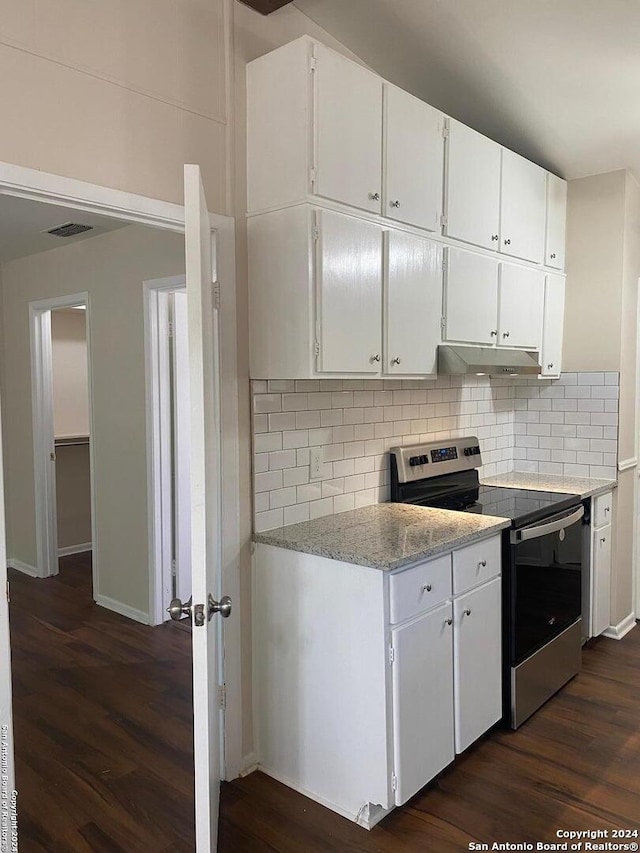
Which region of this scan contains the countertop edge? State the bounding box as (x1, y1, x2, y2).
(253, 517, 511, 571)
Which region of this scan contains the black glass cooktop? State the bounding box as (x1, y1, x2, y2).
(473, 486, 580, 527)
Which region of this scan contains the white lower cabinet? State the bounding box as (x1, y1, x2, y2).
(391, 602, 455, 805)
(590, 492, 613, 637)
(254, 534, 503, 826)
(453, 577, 502, 753)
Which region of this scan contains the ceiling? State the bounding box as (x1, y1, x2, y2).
(293, 0, 640, 181)
(0, 195, 129, 264)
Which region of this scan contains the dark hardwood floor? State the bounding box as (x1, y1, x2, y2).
(9, 554, 196, 852)
(9, 556, 640, 851)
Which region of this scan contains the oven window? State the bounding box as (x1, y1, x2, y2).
(513, 519, 582, 665)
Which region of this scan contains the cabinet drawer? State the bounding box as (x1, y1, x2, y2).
(389, 554, 452, 624)
(452, 535, 501, 594)
(593, 492, 612, 529)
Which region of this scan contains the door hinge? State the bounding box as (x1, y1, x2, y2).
(310, 56, 318, 72)
(212, 280, 221, 310)
(310, 166, 318, 189)
(314, 340, 320, 357)
(440, 213, 447, 228)
(312, 224, 320, 241)
(168, 321, 174, 339)
(442, 121, 449, 139)
(218, 684, 227, 710)
(171, 559, 176, 578)
(5, 580, 9, 603)
(391, 772, 397, 792)
(441, 317, 446, 331)
(388, 645, 395, 665)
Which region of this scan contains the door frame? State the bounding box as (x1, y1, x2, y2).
(144, 274, 188, 626)
(30, 292, 94, 582)
(0, 160, 243, 781)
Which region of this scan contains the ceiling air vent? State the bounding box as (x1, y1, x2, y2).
(46, 222, 94, 238)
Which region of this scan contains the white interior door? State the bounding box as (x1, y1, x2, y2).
(184, 164, 225, 852)
(171, 290, 192, 604)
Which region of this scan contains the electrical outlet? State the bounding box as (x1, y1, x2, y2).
(309, 446, 323, 480)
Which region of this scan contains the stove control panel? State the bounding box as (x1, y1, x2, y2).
(390, 437, 482, 484)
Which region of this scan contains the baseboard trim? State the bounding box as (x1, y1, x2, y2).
(95, 594, 149, 625)
(239, 753, 258, 778)
(58, 543, 92, 557)
(7, 558, 41, 578)
(602, 613, 637, 640)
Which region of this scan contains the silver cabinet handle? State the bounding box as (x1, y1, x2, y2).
(390, 200, 400, 208)
(491, 330, 498, 337)
(504, 238, 511, 245)
(464, 608, 471, 616)
(371, 354, 381, 363)
(391, 357, 401, 366)
(491, 234, 499, 241)
(503, 331, 510, 338)
(422, 583, 432, 593)
(478, 559, 487, 568)
(369, 192, 380, 201)
(445, 618, 453, 626)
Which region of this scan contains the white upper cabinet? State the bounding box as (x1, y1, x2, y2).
(384, 85, 444, 232)
(385, 231, 442, 376)
(444, 119, 501, 250)
(545, 174, 568, 269)
(500, 149, 547, 263)
(540, 273, 566, 377)
(444, 248, 499, 345)
(314, 44, 383, 215)
(498, 263, 545, 349)
(316, 209, 383, 374)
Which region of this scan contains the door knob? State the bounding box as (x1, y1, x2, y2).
(491, 234, 499, 241)
(464, 608, 472, 616)
(208, 594, 232, 620)
(391, 357, 401, 365)
(503, 331, 510, 338)
(369, 192, 380, 201)
(168, 596, 192, 621)
(390, 200, 400, 208)
(371, 354, 381, 362)
(548, 363, 554, 370)
(504, 238, 511, 245)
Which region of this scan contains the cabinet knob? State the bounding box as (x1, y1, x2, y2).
(445, 618, 453, 626)
(390, 200, 400, 208)
(491, 234, 499, 241)
(548, 363, 554, 370)
(491, 330, 498, 337)
(478, 559, 486, 569)
(551, 253, 556, 259)
(369, 192, 380, 201)
(391, 357, 401, 366)
(504, 238, 511, 245)
(371, 354, 381, 362)
(604, 507, 610, 513)
(464, 608, 472, 616)
(601, 537, 606, 544)
(503, 331, 510, 338)
(422, 583, 432, 593)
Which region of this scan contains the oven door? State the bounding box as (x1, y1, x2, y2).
(509, 504, 585, 667)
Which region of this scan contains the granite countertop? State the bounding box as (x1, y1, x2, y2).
(254, 503, 510, 571)
(480, 472, 617, 499)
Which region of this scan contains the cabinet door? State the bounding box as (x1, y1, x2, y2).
(500, 149, 547, 263)
(444, 248, 499, 345)
(314, 44, 383, 215)
(384, 85, 444, 231)
(453, 578, 502, 754)
(316, 209, 382, 374)
(385, 231, 442, 376)
(391, 602, 455, 806)
(444, 119, 501, 250)
(545, 174, 567, 269)
(591, 523, 612, 637)
(540, 273, 566, 377)
(498, 264, 545, 349)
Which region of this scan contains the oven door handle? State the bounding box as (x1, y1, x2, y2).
(510, 505, 584, 544)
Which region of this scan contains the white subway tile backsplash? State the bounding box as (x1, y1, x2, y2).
(250, 374, 619, 530)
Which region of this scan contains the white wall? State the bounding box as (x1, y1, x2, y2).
(0, 225, 185, 616)
(0, 0, 231, 209)
(51, 308, 89, 438)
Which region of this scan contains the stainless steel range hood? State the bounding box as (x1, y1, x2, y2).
(437, 345, 541, 376)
